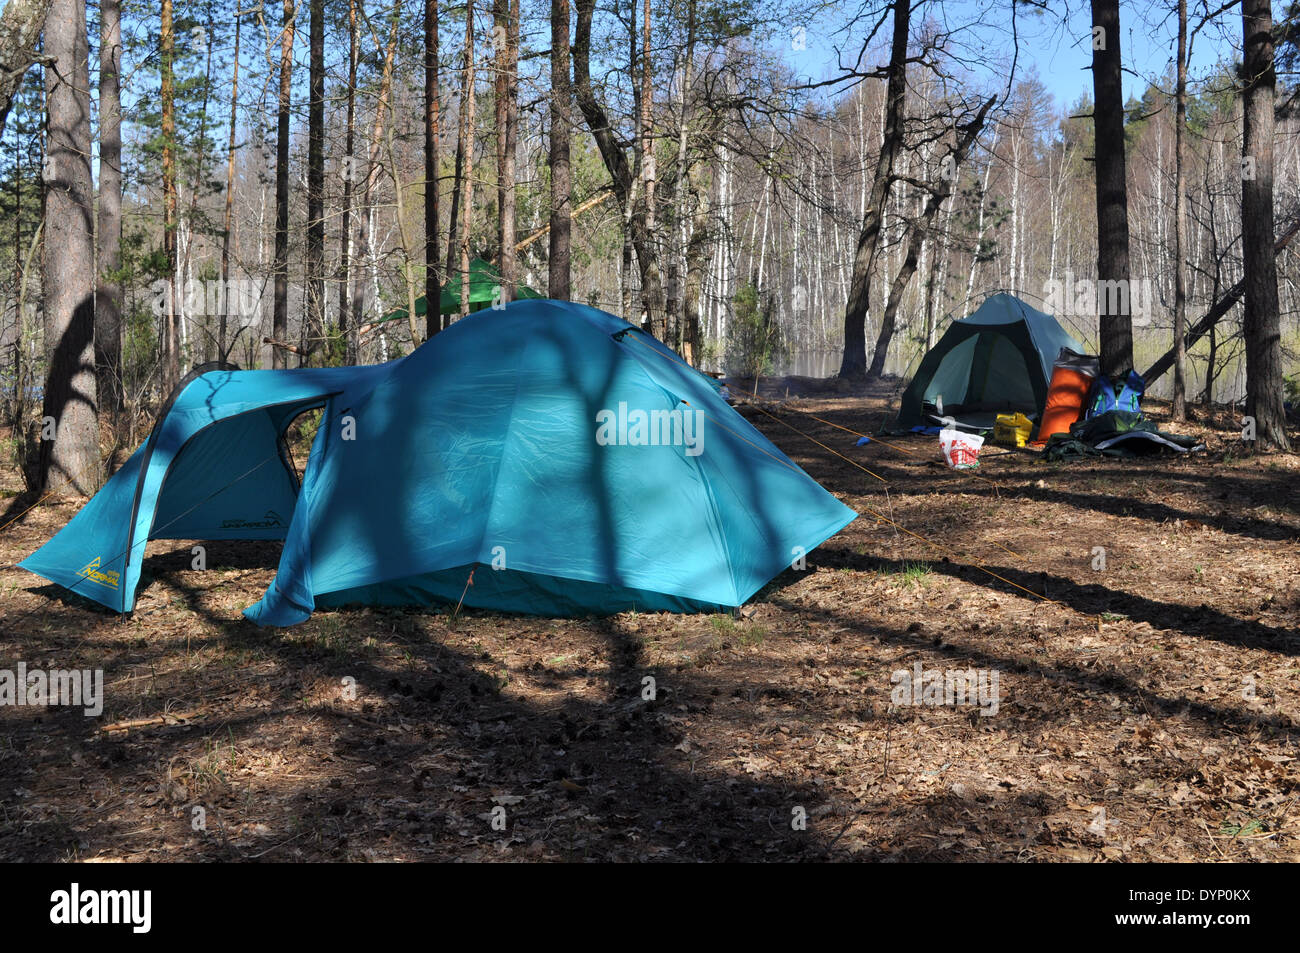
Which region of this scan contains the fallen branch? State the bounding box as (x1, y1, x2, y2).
(511, 189, 613, 253)
(99, 711, 203, 733)
(263, 336, 306, 357)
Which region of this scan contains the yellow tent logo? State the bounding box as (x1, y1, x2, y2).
(76, 556, 120, 590)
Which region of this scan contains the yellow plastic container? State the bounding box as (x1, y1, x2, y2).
(994, 412, 1033, 448)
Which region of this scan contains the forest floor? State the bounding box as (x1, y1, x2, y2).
(1, 388, 1298, 862)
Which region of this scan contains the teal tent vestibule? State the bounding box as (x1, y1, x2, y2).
(22, 300, 856, 625)
(896, 293, 1083, 430)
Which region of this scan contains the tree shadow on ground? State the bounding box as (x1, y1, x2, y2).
(4, 571, 859, 861)
(764, 581, 1298, 737)
(959, 479, 1299, 542)
(811, 547, 1300, 658)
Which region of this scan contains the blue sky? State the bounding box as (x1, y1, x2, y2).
(787, 0, 1243, 114)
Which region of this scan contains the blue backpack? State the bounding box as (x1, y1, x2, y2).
(1087, 370, 1145, 418)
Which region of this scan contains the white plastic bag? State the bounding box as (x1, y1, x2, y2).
(939, 429, 984, 469)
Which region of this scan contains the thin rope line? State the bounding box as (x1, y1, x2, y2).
(0, 491, 55, 534)
(750, 398, 1007, 495)
(747, 402, 890, 484)
(737, 401, 1028, 562)
(855, 497, 1055, 604)
(750, 399, 1046, 598)
(687, 402, 829, 478)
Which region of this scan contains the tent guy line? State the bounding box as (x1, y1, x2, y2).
(0, 490, 56, 535)
(756, 419, 1050, 602)
(754, 401, 1004, 492)
(743, 399, 1030, 561)
(742, 400, 1040, 568)
(746, 402, 890, 485)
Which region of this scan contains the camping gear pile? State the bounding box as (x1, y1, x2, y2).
(1037, 348, 1202, 458)
(1041, 410, 1203, 460)
(1040, 372, 1204, 460)
(891, 293, 1203, 463)
(22, 300, 856, 624)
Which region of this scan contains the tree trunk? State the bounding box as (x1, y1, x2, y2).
(964, 126, 997, 303)
(40, 0, 99, 494)
(385, 96, 422, 347)
(457, 0, 477, 318)
(1240, 0, 1290, 449)
(869, 97, 994, 376)
(340, 0, 358, 361)
(305, 0, 325, 365)
(0, 0, 52, 135)
(682, 194, 709, 366)
(444, 2, 472, 314)
(493, 0, 519, 302)
(1171, 0, 1188, 420)
(678, 0, 702, 364)
(638, 0, 657, 333)
(1203, 323, 1217, 407)
(1091, 0, 1134, 377)
(182, 19, 214, 364)
(273, 0, 295, 370)
(840, 0, 909, 379)
(573, 0, 665, 332)
(425, 0, 440, 336)
(219, 9, 243, 363)
(500, 0, 518, 300)
(353, 2, 399, 345)
(160, 0, 179, 390)
(548, 0, 571, 299)
(95, 0, 122, 411)
(494, 0, 506, 266)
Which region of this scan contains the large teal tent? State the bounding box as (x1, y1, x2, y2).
(896, 293, 1083, 429)
(22, 300, 855, 625)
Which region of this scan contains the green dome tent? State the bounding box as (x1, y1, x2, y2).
(380, 258, 542, 326)
(896, 293, 1083, 430)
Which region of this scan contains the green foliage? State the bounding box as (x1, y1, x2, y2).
(725, 281, 786, 378)
(116, 225, 169, 398)
(696, 338, 723, 372)
(709, 613, 736, 634)
(125, 0, 227, 202)
(1123, 84, 1163, 141)
(289, 408, 322, 454)
(0, 69, 44, 285)
(902, 562, 933, 583)
(323, 325, 348, 368)
(124, 306, 160, 382)
(1059, 93, 1095, 155)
